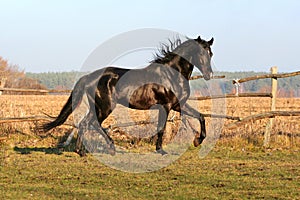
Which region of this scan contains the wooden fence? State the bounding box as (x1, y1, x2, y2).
(0, 87, 71, 94)
(1, 67, 300, 146)
(190, 67, 300, 146)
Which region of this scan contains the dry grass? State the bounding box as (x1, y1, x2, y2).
(221, 97, 300, 149)
(0, 95, 300, 150)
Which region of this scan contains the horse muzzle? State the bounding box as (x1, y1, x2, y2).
(203, 72, 213, 81)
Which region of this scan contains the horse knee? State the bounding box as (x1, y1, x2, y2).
(199, 114, 205, 122)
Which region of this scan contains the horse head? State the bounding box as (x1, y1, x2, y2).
(191, 36, 214, 80)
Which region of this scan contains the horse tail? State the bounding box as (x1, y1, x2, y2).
(41, 76, 86, 132)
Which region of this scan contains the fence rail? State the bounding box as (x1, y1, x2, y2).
(232, 70, 300, 84)
(0, 115, 74, 127)
(0, 87, 71, 94)
(226, 111, 300, 129)
(189, 93, 272, 100)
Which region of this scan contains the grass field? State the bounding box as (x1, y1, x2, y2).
(0, 95, 300, 199)
(1, 147, 299, 199)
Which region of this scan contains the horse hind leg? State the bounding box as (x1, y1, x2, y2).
(75, 126, 87, 157)
(57, 128, 76, 148)
(91, 120, 116, 156)
(74, 113, 92, 157)
(74, 111, 116, 156)
(93, 98, 116, 155)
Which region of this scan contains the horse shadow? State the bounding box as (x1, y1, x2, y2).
(13, 146, 65, 155)
(13, 133, 77, 155)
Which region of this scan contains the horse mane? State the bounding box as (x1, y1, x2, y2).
(151, 37, 184, 64)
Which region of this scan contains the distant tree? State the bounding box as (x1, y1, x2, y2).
(0, 56, 47, 94)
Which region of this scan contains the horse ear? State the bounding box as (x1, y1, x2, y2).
(208, 37, 214, 45)
(195, 36, 202, 42)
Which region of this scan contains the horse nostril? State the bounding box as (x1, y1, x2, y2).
(204, 74, 210, 81)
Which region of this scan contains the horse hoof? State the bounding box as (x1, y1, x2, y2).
(156, 149, 168, 155)
(79, 152, 86, 157)
(193, 136, 205, 147)
(193, 138, 200, 147)
(75, 149, 86, 157)
(79, 150, 86, 157)
(193, 131, 201, 147)
(107, 148, 116, 156)
(57, 143, 65, 148)
(105, 143, 116, 156)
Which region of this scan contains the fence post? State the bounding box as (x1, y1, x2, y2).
(264, 66, 278, 147)
(0, 77, 7, 95)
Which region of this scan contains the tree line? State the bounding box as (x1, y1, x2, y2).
(26, 71, 85, 90)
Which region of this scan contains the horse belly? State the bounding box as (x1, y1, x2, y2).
(128, 85, 159, 109)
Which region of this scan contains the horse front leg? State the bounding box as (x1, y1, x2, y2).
(156, 105, 170, 155)
(194, 114, 206, 147)
(179, 103, 206, 147)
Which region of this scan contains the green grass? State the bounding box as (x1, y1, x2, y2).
(1, 144, 299, 200)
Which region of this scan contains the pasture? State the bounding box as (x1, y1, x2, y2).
(0, 95, 300, 199)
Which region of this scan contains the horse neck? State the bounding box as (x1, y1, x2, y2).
(170, 43, 196, 80)
(168, 55, 194, 80)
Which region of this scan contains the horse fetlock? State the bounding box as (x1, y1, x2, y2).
(107, 142, 116, 156)
(106, 147, 116, 156)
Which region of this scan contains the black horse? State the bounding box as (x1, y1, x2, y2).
(41, 36, 214, 156)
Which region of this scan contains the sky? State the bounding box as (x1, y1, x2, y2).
(0, 0, 300, 72)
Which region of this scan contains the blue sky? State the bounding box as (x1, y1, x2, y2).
(0, 0, 300, 72)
